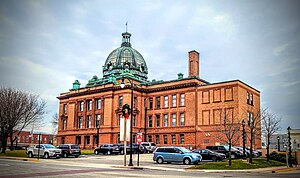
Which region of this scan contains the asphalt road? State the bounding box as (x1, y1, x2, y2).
(0, 154, 299, 178)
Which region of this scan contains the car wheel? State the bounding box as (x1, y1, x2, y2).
(28, 152, 33, 158)
(75, 155, 79, 158)
(107, 150, 111, 155)
(212, 156, 217, 162)
(120, 150, 124, 155)
(157, 157, 164, 164)
(63, 153, 68, 158)
(44, 153, 49, 159)
(231, 154, 236, 159)
(183, 158, 191, 165)
(94, 150, 99, 155)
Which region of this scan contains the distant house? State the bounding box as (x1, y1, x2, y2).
(6, 131, 54, 148)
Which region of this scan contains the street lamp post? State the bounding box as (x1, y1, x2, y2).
(120, 78, 134, 167)
(287, 126, 292, 167)
(248, 115, 254, 163)
(277, 136, 280, 152)
(97, 125, 100, 147)
(242, 120, 246, 159)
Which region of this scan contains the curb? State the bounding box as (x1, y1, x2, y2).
(112, 165, 144, 170)
(272, 167, 299, 173)
(0, 156, 40, 162)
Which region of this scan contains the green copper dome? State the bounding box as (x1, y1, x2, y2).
(103, 32, 148, 81)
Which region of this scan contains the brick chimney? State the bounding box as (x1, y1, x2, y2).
(188, 50, 199, 78)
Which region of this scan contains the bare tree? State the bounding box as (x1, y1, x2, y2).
(51, 113, 58, 134)
(215, 109, 242, 166)
(246, 108, 264, 163)
(0, 87, 46, 153)
(261, 110, 281, 162)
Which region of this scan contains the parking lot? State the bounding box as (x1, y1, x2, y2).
(51, 153, 199, 170)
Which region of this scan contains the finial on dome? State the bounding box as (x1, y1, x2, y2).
(125, 21, 128, 32)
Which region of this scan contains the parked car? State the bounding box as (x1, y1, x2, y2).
(193, 149, 226, 161)
(141, 142, 157, 153)
(153, 146, 202, 165)
(58, 144, 81, 158)
(94, 144, 120, 155)
(234, 146, 259, 157)
(114, 143, 145, 154)
(26, 144, 61, 159)
(206, 145, 243, 159)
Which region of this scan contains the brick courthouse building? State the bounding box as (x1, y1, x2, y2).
(57, 31, 261, 149)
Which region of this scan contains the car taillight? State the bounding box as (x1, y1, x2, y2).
(68, 148, 72, 153)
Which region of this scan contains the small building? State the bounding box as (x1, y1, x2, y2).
(6, 130, 54, 148)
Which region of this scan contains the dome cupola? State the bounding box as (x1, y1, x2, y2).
(103, 31, 148, 81)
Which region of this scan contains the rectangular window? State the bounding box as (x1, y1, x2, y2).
(180, 113, 185, 126)
(164, 114, 168, 127)
(133, 97, 137, 108)
(118, 114, 122, 126)
(96, 99, 102, 109)
(84, 136, 90, 145)
(155, 135, 160, 144)
(78, 116, 83, 128)
(171, 135, 176, 144)
(95, 114, 100, 128)
(26, 136, 29, 143)
(149, 98, 153, 109)
(180, 134, 184, 144)
(148, 116, 153, 127)
(87, 100, 92, 110)
(172, 113, 176, 126)
(76, 136, 81, 144)
(172, 95, 177, 107)
(163, 135, 168, 144)
(61, 137, 65, 144)
(63, 104, 67, 113)
(164, 96, 168, 108)
(180, 94, 185, 106)
(44, 137, 47, 143)
(119, 96, 123, 107)
(148, 135, 152, 142)
(155, 96, 160, 109)
(79, 101, 84, 111)
(250, 93, 253, 105)
(63, 119, 67, 130)
(133, 115, 136, 127)
(22, 136, 25, 142)
(86, 115, 92, 128)
(156, 114, 160, 127)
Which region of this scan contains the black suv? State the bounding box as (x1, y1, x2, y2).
(58, 144, 81, 158)
(114, 143, 146, 154)
(194, 149, 226, 161)
(206, 145, 243, 159)
(94, 144, 120, 155)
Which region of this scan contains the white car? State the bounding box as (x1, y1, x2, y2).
(27, 144, 61, 159)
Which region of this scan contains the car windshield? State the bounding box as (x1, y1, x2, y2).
(71, 145, 80, 149)
(180, 147, 191, 153)
(44, 144, 55, 149)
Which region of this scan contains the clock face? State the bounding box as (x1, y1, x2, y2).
(124, 64, 129, 69)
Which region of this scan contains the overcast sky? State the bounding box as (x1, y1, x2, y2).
(0, 0, 299, 134)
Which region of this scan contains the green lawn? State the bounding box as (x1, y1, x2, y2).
(0, 150, 28, 158)
(189, 158, 286, 170)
